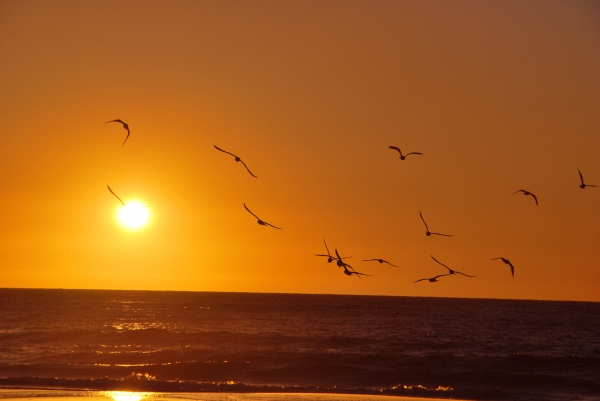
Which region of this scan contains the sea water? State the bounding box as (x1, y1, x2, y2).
(0, 289, 598, 400)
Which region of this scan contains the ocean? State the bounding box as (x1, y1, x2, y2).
(0, 289, 598, 401)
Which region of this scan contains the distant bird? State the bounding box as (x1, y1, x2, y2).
(243, 203, 281, 229)
(389, 146, 422, 160)
(335, 249, 356, 272)
(419, 212, 453, 237)
(214, 145, 257, 178)
(413, 274, 451, 283)
(512, 189, 538, 206)
(315, 240, 351, 263)
(430, 255, 476, 277)
(105, 119, 130, 147)
(342, 265, 372, 278)
(107, 185, 125, 206)
(578, 169, 598, 189)
(490, 257, 515, 278)
(362, 258, 397, 267)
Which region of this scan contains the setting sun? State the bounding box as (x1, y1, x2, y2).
(116, 202, 150, 230)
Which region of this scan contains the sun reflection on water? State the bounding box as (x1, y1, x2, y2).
(105, 391, 152, 401)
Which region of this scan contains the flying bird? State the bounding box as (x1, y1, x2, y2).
(243, 203, 281, 229)
(578, 169, 598, 189)
(105, 119, 130, 147)
(214, 145, 257, 178)
(430, 255, 476, 277)
(413, 274, 451, 283)
(419, 212, 453, 237)
(335, 249, 356, 272)
(362, 258, 397, 267)
(389, 146, 422, 160)
(512, 189, 538, 206)
(107, 185, 125, 206)
(315, 240, 351, 263)
(342, 265, 372, 278)
(490, 257, 515, 278)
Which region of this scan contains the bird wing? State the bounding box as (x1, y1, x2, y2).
(323, 239, 331, 257)
(405, 152, 423, 156)
(383, 260, 397, 267)
(105, 119, 124, 125)
(432, 274, 451, 280)
(430, 255, 452, 272)
(490, 257, 501, 261)
(354, 271, 372, 277)
(362, 259, 377, 262)
(388, 146, 402, 155)
(511, 266, 514, 278)
(512, 190, 524, 195)
(243, 203, 261, 220)
(315, 254, 330, 257)
(264, 222, 282, 229)
(413, 278, 428, 283)
(431, 232, 453, 237)
(214, 145, 238, 158)
(529, 193, 539, 205)
(121, 128, 130, 147)
(107, 185, 124, 206)
(239, 159, 258, 178)
(419, 211, 429, 231)
(579, 169, 585, 185)
(456, 271, 476, 278)
(335, 249, 343, 260)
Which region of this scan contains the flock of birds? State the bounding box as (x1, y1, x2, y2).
(103, 120, 597, 284)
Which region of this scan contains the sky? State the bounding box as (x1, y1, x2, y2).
(0, 0, 599, 301)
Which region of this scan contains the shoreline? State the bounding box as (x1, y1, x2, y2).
(0, 388, 471, 401)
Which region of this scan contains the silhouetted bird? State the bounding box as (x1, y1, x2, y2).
(342, 265, 372, 278)
(512, 189, 538, 206)
(430, 255, 475, 277)
(214, 145, 257, 178)
(413, 274, 451, 283)
(107, 185, 125, 206)
(490, 257, 515, 278)
(335, 249, 356, 272)
(243, 203, 281, 229)
(315, 239, 351, 263)
(578, 169, 598, 189)
(105, 119, 130, 147)
(419, 212, 453, 237)
(362, 258, 397, 267)
(389, 146, 422, 160)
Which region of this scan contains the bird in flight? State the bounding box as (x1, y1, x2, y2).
(315, 240, 351, 263)
(243, 203, 281, 229)
(105, 119, 130, 147)
(512, 189, 538, 206)
(214, 145, 257, 178)
(413, 274, 451, 283)
(335, 249, 357, 272)
(578, 169, 598, 189)
(419, 212, 453, 237)
(430, 255, 476, 277)
(389, 146, 422, 160)
(342, 265, 372, 278)
(107, 185, 125, 206)
(490, 257, 515, 278)
(362, 258, 397, 267)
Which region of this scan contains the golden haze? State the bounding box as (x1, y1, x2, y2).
(0, 1, 599, 301)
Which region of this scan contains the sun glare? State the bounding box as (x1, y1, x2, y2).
(106, 391, 148, 401)
(116, 201, 151, 230)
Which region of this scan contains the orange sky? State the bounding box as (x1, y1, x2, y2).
(1, 0, 599, 301)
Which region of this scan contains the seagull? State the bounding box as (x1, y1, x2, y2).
(362, 258, 397, 267)
(107, 185, 125, 206)
(214, 145, 257, 178)
(430, 255, 476, 277)
(243, 203, 281, 229)
(413, 274, 451, 283)
(490, 257, 515, 278)
(105, 119, 130, 147)
(578, 169, 598, 189)
(389, 146, 422, 160)
(512, 189, 538, 206)
(315, 240, 351, 263)
(419, 212, 453, 237)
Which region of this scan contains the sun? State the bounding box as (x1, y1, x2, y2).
(115, 201, 151, 230)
